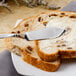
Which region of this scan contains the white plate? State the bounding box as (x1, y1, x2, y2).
(11, 53, 76, 76)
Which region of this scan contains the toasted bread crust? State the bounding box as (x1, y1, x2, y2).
(21, 50, 60, 72)
(36, 41, 59, 62)
(38, 50, 58, 62)
(33, 10, 76, 20)
(59, 50, 76, 59)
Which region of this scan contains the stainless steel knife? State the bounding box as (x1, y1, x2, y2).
(0, 27, 65, 40)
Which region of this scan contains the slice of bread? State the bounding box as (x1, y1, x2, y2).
(33, 10, 76, 61)
(5, 37, 60, 72)
(5, 15, 60, 72)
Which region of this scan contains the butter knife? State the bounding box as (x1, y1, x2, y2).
(0, 27, 65, 40)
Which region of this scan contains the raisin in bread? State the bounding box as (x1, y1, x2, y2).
(33, 10, 76, 61)
(5, 15, 60, 72)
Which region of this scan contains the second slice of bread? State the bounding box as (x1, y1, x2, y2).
(32, 10, 76, 61)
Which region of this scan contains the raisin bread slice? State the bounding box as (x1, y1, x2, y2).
(5, 37, 60, 72)
(5, 16, 60, 72)
(33, 10, 76, 61)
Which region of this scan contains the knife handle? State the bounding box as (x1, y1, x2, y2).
(0, 34, 29, 41)
(0, 34, 18, 39)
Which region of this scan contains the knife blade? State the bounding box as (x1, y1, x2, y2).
(0, 27, 65, 40)
(25, 27, 65, 40)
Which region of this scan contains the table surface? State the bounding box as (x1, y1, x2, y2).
(0, 0, 76, 52)
(0, 51, 23, 76)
